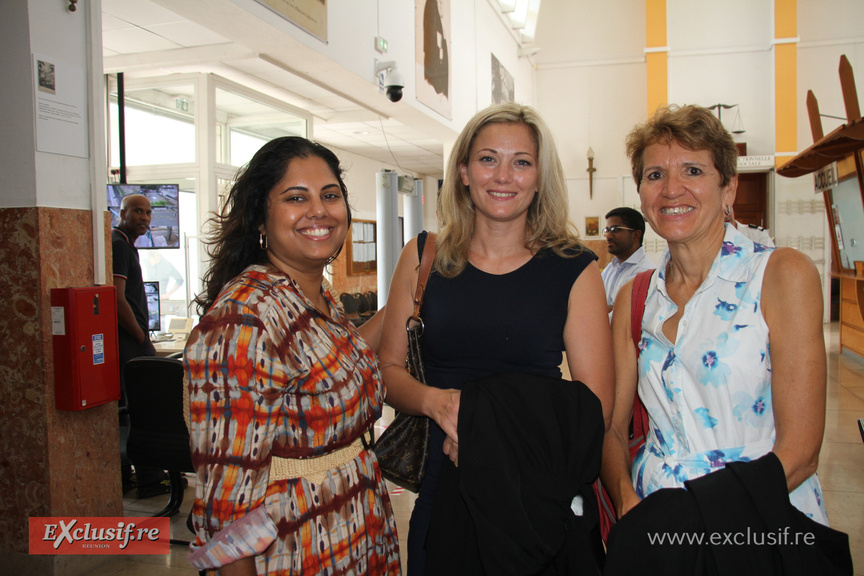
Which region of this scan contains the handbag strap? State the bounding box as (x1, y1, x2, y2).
(629, 268, 654, 443)
(630, 269, 654, 352)
(410, 232, 437, 323)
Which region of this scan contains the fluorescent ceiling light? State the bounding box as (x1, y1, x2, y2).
(497, 0, 542, 42)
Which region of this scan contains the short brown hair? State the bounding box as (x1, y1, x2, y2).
(625, 104, 738, 191)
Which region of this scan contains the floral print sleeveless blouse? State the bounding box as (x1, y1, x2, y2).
(632, 224, 828, 525)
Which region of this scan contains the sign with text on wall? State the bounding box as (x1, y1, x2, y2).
(736, 155, 774, 171)
(814, 162, 840, 194)
(32, 53, 88, 158)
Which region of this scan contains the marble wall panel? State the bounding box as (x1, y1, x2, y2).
(0, 207, 122, 559)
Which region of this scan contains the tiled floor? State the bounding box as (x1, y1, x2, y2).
(89, 322, 863, 575)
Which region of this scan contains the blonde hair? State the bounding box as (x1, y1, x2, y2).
(435, 102, 583, 277)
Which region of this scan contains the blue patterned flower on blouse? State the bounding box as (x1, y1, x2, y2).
(704, 447, 748, 468)
(694, 407, 718, 429)
(731, 390, 773, 428)
(660, 350, 680, 401)
(733, 281, 760, 313)
(662, 461, 689, 484)
(639, 336, 667, 378)
(652, 427, 675, 456)
(704, 449, 727, 468)
(721, 241, 742, 258)
(713, 298, 738, 321)
(696, 332, 740, 388)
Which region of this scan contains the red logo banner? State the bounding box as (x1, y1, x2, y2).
(29, 517, 171, 555)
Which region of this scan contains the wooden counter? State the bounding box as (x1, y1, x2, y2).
(836, 273, 864, 359)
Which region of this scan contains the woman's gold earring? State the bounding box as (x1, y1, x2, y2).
(259, 233, 268, 250)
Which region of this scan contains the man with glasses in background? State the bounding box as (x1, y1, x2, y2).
(601, 207, 655, 317)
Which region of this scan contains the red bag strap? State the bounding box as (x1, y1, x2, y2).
(629, 268, 654, 441)
(630, 269, 654, 353)
(411, 233, 437, 323)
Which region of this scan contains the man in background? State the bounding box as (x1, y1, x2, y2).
(113, 194, 168, 498)
(143, 250, 184, 300)
(725, 206, 774, 247)
(601, 207, 655, 316)
(113, 194, 156, 365)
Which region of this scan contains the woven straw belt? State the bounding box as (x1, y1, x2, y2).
(269, 438, 365, 485)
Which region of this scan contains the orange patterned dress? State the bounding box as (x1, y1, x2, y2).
(184, 264, 400, 575)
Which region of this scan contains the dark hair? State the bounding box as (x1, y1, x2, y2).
(194, 137, 352, 315)
(604, 206, 646, 245)
(625, 104, 738, 191)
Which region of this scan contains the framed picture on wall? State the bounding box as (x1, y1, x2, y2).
(255, 0, 328, 42)
(415, 0, 451, 119)
(346, 220, 377, 275)
(585, 216, 600, 237)
(491, 54, 514, 104)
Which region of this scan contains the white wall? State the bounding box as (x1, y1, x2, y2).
(0, 1, 97, 209)
(532, 0, 649, 246)
(533, 0, 864, 289)
(29, 0, 95, 209)
(228, 0, 536, 137)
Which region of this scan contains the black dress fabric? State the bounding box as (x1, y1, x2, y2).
(405, 238, 598, 575)
(425, 372, 606, 576)
(604, 452, 853, 576)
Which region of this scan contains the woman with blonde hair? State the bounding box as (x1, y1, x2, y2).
(379, 102, 614, 574)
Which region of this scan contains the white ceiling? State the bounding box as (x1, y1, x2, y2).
(100, 0, 448, 177)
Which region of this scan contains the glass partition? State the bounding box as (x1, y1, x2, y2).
(830, 176, 864, 270)
(138, 182, 200, 325)
(108, 81, 196, 166)
(215, 87, 308, 167)
(107, 74, 311, 325)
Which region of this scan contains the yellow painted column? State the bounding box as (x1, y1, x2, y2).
(775, 0, 798, 169)
(646, 0, 668, 116)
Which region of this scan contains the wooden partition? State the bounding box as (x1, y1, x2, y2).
(778, 55, 864, 359)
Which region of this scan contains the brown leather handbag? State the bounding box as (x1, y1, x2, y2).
(373, 232, 436, 492)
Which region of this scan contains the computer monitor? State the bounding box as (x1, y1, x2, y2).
(143, 281, 161, 332)
(107, 183, 180, 248)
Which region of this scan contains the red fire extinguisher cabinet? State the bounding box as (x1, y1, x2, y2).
(51, 286, 121, 411)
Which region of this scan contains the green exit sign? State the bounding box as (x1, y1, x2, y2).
(375, 36, 388, 54)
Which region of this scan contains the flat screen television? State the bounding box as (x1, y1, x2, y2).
(108, 184, 180, 248)
(143, 281, 161, 332)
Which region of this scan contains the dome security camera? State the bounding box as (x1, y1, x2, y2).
(375, 60, 404, 103)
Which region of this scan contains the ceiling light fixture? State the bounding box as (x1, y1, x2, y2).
(497, 0, 542, 42)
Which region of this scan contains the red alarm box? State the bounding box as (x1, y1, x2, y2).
(51, 286, 120, 411)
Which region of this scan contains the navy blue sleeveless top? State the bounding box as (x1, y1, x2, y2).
(419, 235, 597, 392)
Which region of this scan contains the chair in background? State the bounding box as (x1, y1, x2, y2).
(354, 292, 374, 320)
(340, 292, 367, 327)
(123, 356, 194, 519)
(365, 291, 378, 312)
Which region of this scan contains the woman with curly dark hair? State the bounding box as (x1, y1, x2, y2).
(184, 136, 400, 575)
